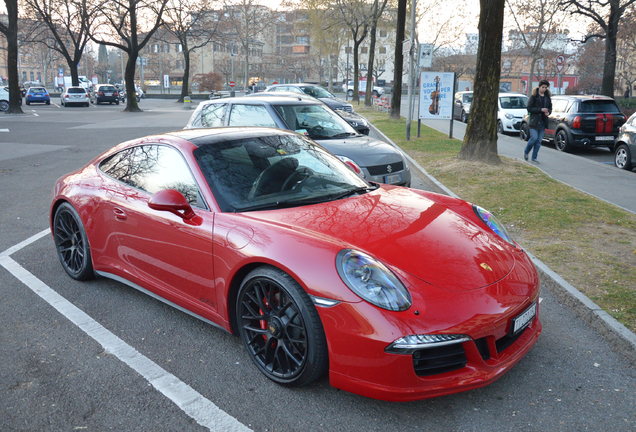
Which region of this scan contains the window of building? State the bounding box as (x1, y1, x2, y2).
(379, 46, 386, 54)
(361, 47, 368, 54)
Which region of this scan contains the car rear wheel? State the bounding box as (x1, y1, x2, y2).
(461, 111, 468, 123)
(53, 202, 95, 281)
(0, 101, 9, 111)
(555, 130, 571, 152)
(236, 266, 328, 386)
(497, 120, 503, 134)
(614, 144, 633, 170)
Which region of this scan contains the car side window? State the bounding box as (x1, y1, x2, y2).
(228, 104, 277, 127)
(200, 103, 227, 127)
(99, 145, 205, 208)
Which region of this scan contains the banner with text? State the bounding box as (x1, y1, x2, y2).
(419, 72, 454, 120)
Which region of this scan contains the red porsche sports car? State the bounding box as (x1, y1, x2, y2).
(50, 127, 541, 401)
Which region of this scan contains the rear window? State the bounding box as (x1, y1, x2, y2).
(29, 88, 47, 94)
(100, 86, 116, 91)
(68, 88, 86, 94)
(578, 100, 621, 113)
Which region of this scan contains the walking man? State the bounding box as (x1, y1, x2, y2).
(524, 79, 552, 163)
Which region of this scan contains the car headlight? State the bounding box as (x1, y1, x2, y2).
(336, 249, 411, 311)
(473, 205, 514, 245)
(505, 113, 514, 119)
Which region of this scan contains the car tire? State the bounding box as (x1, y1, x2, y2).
(46, 101, 50, 105)
(116, 100, 120, 105)
(497, 120, 503, 134)
(461, 111, 468, 123)
(53, 202, 95, 281)
(519, 123, 529, 141)
(614, 144, 633, 170)
(555, 129, 571, 152)
(236, 266, 328, 386)
(347, 89, 353, 97)
(0, 100, 9, 111)
(26, 101, 30, 105)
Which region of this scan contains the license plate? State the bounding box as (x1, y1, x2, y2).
(384, 174, 401, 184)
(105, 92, 112, 96)
(596, 136, 614, 141)
(511, 302, 536, 335)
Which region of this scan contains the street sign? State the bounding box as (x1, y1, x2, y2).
(418, 44, 433, 68)
(556, 55, 565, 73)
(229, 81, 236, 87)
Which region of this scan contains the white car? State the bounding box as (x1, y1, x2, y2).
(342, 80, 384, 97)
(497, 92, 528, 134)
(61, 86, 90, 107)
(0, 86, 10, 111)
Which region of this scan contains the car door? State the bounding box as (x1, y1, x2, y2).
(97, 144, 218, 312)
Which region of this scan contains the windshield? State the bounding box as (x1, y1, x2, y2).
(499, 96, 528, 109)
(462, 94, 473, 103)
(301, 86, 335, 99)
(193, 133, 370, 212)
(68, 88, 86, 94)
(273, 104, 357, 139)
(579, 100, 621, 113)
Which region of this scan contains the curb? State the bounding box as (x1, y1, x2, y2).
(370, 123, 636, 363)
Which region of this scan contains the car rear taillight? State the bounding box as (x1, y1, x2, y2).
(98, 91, 104, 96)
(572, 116, 581, 129)
(64, 95, 70, 98)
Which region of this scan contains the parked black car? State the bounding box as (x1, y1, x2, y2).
(519, 95, 627, 152)
(614, 112, 636, 171)
(91, 84, 120, 105)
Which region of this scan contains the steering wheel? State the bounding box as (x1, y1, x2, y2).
(281, 167, 315, 191)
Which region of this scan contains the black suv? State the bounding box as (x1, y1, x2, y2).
(520, 95, 627, 152)
(91, 84, 120, 105)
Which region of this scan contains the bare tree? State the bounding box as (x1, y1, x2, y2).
(162, 0, 222, 102)
(363, 0, 388, 106)
(24, 0, 96, 87)
(506, 0, 567, 96)
(222, 0, 275, 89)
(458, 0, 505, 163)
(90, 0, 169, 112)
(1, 0, 24, 113)
(561, 0, 636, 97)
(390, 0, 406, 119)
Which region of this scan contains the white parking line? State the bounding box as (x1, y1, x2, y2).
(0, 230, 251, 432)
(0, 128, 8, 132)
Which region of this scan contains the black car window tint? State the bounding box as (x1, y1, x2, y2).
(579, 100, 621, 114)
(228, 104, 277, 127)
(201, 103, 227, 127)
(68, 88, 86, 93)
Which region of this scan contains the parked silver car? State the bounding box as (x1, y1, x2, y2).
(61, 86, 90, 107)
(185, 96, 411, 186)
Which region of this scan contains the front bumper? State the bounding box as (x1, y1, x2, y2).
(316, 253, 542, 401)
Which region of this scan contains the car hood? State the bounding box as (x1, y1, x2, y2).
(248, 187, 516, 292)
(318, 97, 350, 110)
(502, 108, 527, 117)
(315, 136, 404, 166)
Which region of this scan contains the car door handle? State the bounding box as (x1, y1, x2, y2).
(113, 207, 127, 220)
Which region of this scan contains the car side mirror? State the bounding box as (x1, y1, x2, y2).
(148, 189, 202, 225)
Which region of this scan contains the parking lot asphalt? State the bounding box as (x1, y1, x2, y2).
(1, 99, 634, 431)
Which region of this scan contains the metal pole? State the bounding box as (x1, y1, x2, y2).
(345, 44, 350, 101)
(449, 72, 456, 139)
(406, 0, 416, 140)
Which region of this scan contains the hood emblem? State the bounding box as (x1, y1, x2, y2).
(480, 262, 493, 272)
(387, 164, 393, 173)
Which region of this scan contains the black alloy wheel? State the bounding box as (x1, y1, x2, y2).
(236, 266, 328, 386)
(555, 130, 570, 152)
(53, 202, 95, 281)
(614, 144, 633, 170)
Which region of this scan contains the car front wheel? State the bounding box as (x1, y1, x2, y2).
(236, 266, 328, 386)
(555, 130, 571, 152)
(347, 89, 353, 97)
(497, 120, 504, 134)
(0, 100, 9, 111)
(519, 123, 529, 141)
(614, 144, 633, 170)
(53, 202, 95, 281)
(461, 111, 468, 123)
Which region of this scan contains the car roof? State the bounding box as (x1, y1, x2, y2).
(248, 91, 317, 102)
(552, 95, 616, 101)
(167, 126, 296, 147)
(199, 95, 320, 106)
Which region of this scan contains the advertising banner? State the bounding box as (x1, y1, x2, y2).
(419, 72, 454, 120)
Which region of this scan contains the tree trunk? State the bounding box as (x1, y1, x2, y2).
(458, 0, 504, 163)
(4, 0, 23, 114)
(602, 6, 621, 97)
(124, 56, 141, 112)
(390, 0, 407, 119)
(352, 39, 362, 103)
(365, 24, 377, 106)
(180, 49, 191, 103)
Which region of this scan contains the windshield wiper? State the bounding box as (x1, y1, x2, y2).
(234, 200, 304, 212)
(328, 185, 377, 201)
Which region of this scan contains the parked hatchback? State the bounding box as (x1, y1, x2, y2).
(614, 112, 636, 171)
(61, 86, 90, 107)
(25, 87, 51, 105)
(497, 92, 527, 134)
(185, 96, 411, 186)
(453, 91, 473, 123)
(519, 95, 627, 152)
(266, 83, 353, 112)
(91, 84, 120, 105)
